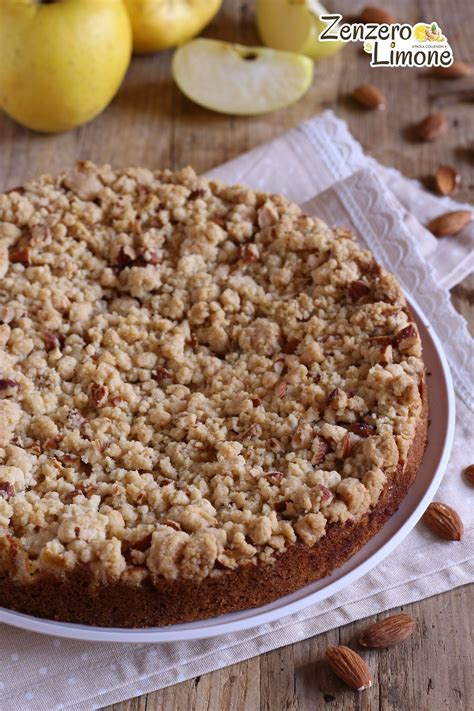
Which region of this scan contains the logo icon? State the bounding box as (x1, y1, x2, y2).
(413, 23, 445, 43)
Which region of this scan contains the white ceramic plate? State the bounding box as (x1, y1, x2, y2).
(0, 294, 455, 643)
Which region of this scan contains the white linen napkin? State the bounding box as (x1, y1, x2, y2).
(0, 111, 472, 711)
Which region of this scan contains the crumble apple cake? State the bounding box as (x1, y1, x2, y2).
(0, 162, 427, 627)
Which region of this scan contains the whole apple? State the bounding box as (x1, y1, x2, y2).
(0, 0, 132, 133)
(123, 0, 222, 54)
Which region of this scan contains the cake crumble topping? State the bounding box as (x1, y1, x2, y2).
(0, 163, 423, 585)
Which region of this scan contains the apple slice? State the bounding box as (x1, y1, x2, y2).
(256, 0, 344, 60)
(172, 38, 313, 115)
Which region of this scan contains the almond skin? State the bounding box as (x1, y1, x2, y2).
(416, 113, 448, 141)
(9, 247, 31, 266)
(359, 6, 395, 24)
(326, 645, 372, 691)
(422, 502, 464, 541)
(352, 84, 386, 110)
(347, 280, 371, 302)
(359, 613, 416, 648)
(428, 62, 473, 78)
(427, 210, 472, 237)
(434, 165, 461, 196)
(463, 464, 474, 485)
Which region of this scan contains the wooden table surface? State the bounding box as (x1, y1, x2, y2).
(1, 1, 472, 709)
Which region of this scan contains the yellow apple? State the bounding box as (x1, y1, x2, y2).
(257, 0, 344, 61)
(123, 0, 222, 54)
(172, 39, 314, 115)
(0, 0, 132, 133)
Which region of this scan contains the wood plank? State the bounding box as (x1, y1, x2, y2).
(107, 587, 472, 711)
(109, 657, 260, 711)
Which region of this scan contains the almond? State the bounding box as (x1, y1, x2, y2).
(426, 210, 472, 237)
(434, 165, 461, 196)
(265, 470, 285, 485)
(43, 330, 65, 352)
(189, 188, 206, 200)
(428, 62, 473, 78)
(311, 435, 331, 465)
(463, 464, 474, 485)
(74, 481, 95, 499)
(89, 383, 108, 408)
(67, 408, 86, 430)
(340, 432, 353, 458)
(319, 484, 333, 502)
(115, 245, 136, 267)
(268, 436, 282, 452)
(0, 482, 15, 499)
(352, 84, 386, 110)
(416, 113, 448, 141)
(325, 388, 339, 408)
(325, 645, 372, 691)
(347, 280, 371, 302)
(422, 502, 464, 541)
(349, 422, 376, 438)
(393, 323, 418, 351)
(359, 613, 416, 648)
(359, 6, 395, 24)
(152, 367, 173, 381)
(44, 435, 64, 450)
(0, 379, 20, 391)
(9, 247, 31, 266)
(244, 423, 263, 440)
(240, 243, 259, 264)
(282, 337, 300, 355)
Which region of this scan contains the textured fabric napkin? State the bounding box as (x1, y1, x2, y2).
(0, 111, 473, 711)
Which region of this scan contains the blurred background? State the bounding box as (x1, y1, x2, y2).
(0, 0, 472, 200)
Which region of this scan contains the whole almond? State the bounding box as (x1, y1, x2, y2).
(429, 62, 473, 78)
(416, 113, 448, 141)
(359, 6, 395, 24)
(422, 502, 464, 540)
(426, 210, 472, 237)
(434, 165, 461, 196)
(463, 464, 474, 485)
(325, 645, 372, 690)
(359, 613, 416, 648)
(352, 84, 386, 110)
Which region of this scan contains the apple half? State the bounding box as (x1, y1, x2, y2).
(172, 39, 314, 115)
(256, 0, 344, 60)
